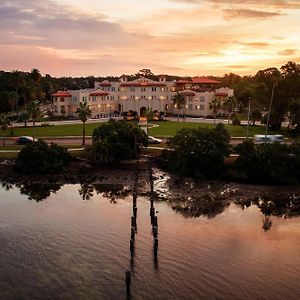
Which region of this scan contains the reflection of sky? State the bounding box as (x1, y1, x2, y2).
(0, 185, 299, 298)
(0, 0, 299, 76)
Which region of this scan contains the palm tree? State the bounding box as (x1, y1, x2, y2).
(209, 97, 221, 125)
(0, 115, 10, 147)
(172, 92, 186, 124)
(223, 96, 237, 124)
(28, 100, 41, 141)
(7, 91, 17, 135)
(76, 101, 92, 145)
(144, 107, 154, 137)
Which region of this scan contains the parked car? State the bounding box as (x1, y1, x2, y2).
(16, 136, 34, 145)
(254, 134, 284, 144)
(148, 136, 162, 144)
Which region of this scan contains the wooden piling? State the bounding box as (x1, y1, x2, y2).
(125, 270, 131, 296)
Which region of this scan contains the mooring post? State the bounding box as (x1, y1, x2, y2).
(125, 270, 131, 296)
(133, 206, 137, 220)
(131, 216, 136, 228)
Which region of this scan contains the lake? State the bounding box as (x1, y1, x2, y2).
(0, 183, 299, 299)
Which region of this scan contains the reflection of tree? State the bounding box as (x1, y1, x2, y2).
(93, 183, 130, 203)
(262, 214, 272, 231)
(19, 183, 61, 202)
(255, 193, 300, 218)
(169, 194, 227, 218)
(1, 180, 13, 191)
(79, 184, 94, 200)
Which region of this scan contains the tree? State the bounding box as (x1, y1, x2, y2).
(223, 95, 237, 124)
(15, 140, 71, 174)
(89, 121, 147, 165)
(7, 91, 17, 135)
(250, 108, 262, 125)
(76, 101, 92, 145)
(0, 114, 10, 147)
(172, 92, 186, 124)
(28, 100, 41, 141)
(166, 124, 230, 179)
(209, 97, 221, 124)
(142, 107, 154, 137)
(288, 99, 300, 132)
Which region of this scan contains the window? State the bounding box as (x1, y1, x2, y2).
(130, 87, 135, 92)
(188, 97, 193, 102)
(60, 97, 65, 102)
(111, 96, 114, 100)
(82, 96, 87, 102)
(72, 96, 77, 102)
(151, 95, 157, 99)
(200, 96, 205, 102)
(200, 104, 205, 110)
(92, 96, 97, 101)
(141, 95, 146, 99)
(152, 87, 157, 92)
(188, 104, 193, 110)
(112, 87, 116, 92)
(141, 87, 146, 92)
(54, 97, 58, 102)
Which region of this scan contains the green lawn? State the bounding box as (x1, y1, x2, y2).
(2, 123, 103, 137)
(1, 121, 287, 138)
(149, 121, 287, 137)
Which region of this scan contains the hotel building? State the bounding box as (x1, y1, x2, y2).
(52, 75, 234, 118)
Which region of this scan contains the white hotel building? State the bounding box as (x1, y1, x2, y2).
(52, 75, 234, 118)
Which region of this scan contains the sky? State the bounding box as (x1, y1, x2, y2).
(0, 0, 299, 77)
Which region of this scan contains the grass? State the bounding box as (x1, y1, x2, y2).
(2, 123, 102, 137)
(149, 121, 287, 138)
(1, 120, 287, 139)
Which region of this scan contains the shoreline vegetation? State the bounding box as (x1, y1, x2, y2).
(0, 120, 300, 219)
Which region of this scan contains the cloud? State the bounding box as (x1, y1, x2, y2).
(0, 0, 138, 49)
(171, 0, 300, 9)
(278, 49, 297, 55)
(237, 42, 270, 47)
(223, 8, 284, 20)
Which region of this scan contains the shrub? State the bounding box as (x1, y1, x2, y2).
(15, 140, 71, 174)
(234, 140, 300, 184)
(232, 115, 241, 125)
(89, 120, 147, 165)
(166, 123, 230, 179)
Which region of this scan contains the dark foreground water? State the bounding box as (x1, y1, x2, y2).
(0, 184, 299, 299)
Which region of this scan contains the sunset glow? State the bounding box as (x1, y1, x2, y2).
(1, 0, 299, 76)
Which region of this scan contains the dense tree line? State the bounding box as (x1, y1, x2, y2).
(1, 61, 300, 130)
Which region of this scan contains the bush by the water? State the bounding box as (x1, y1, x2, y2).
(88, 120, 147, 165)
(165, 123, 231, 179)
(15, 140, 71, 174)
(234, 140, 300, 184)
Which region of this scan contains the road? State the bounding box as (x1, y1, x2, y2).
(4, 136, 258, 146)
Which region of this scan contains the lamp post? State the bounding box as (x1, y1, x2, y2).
(246, 97, 251, 139)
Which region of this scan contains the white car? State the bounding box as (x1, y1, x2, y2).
(254, 134, 284, 144)
(148, 136, 162, 144)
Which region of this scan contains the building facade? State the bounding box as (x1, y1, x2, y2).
(52, 75, 234, 118)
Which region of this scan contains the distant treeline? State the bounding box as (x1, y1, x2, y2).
(1, 61, 300, 129)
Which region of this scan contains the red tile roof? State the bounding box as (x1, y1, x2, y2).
(120, 82, 166, 87)
(192, 77, 220, 84)
(52, 91, 72, 97)
(215, 93, 228, 97)
(90, 90, 109, 96)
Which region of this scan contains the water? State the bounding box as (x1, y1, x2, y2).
(0, 183, 299, 299)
